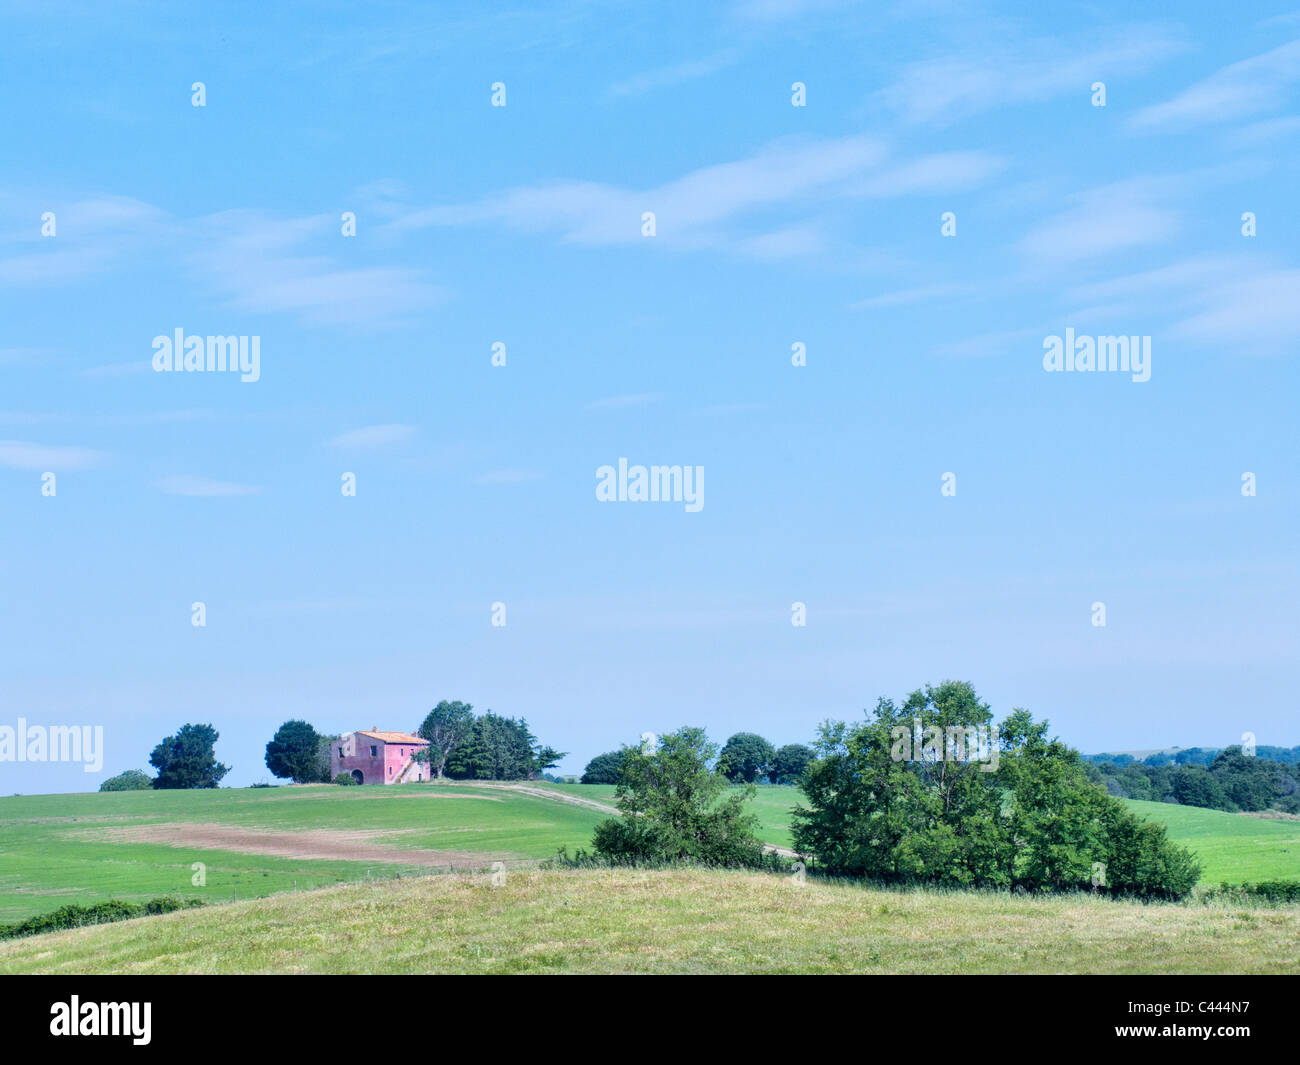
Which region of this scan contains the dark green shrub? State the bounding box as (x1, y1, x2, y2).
(99, 770, 153, 792)
(1246, 879, 1300, 903)
(590, 727, 766, 868)
(580, 750, 626, 785)
(0, 896, 206, 940)
(792, 682, 1202, 899)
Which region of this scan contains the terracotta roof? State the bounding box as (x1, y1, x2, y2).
(355, 730, 429, 745)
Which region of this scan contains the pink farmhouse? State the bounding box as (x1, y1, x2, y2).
(331, 728, 431, 785)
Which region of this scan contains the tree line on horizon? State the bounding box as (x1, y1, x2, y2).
(1082, 745, 1300, 767)
(98, 704, 565, 790)
(580, 733, 813, 786)
(1084, 749, 1300, 815)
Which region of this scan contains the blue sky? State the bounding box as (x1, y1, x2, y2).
(2, 0, 1297, 791)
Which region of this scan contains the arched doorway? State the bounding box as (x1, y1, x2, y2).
(351, 769, 364, 785)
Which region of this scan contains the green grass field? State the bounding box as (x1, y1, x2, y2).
(2, 866, 1297, 975)
(1125, 800, 1300, 884)
(1, 781, 1295, 926)
(0, 782, 608, 923)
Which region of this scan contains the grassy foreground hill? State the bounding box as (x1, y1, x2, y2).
(2, 867, 1298, 975)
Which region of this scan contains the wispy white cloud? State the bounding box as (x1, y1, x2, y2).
(1172, 268, 1300, 352)
(1226, 115, 1300, 146)
(609, 49, 742, 96)
(1064, 254, 1300, 353)
(327, 423, 418, 449)
(0, 348, 52, 366)
(1258, 11, 1300, 29)
(187, 210, 446, 327)
(1063, 255, 1247, 308)
(0, 246, 116, 285)
(0, 195, 168, 285)
(880, 24, 1187, 125)
(0, 193, 445, 328)
(737, 223, 828, 259)
(80, 360, 152, 378)
(851, 282, 977, 309)
(1018, 179, 1180, 263)
(1130, 39, 1300, 130)
(932, 328, 1043, 360)
(156, 475, 262, 497)
(854, 151, 1005, 196)
(60, 195, 167, 232)
(0, 194, 165, 243)
(0, 440, 105, 470)
(387, 135, 1002, 252)
(390, 135, 882, 244)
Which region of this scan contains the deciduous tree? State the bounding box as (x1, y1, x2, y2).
(265, 720, 322, 784)
(149, 723, 229, 790)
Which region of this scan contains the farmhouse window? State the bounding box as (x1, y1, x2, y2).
(370, 745, 377, 757)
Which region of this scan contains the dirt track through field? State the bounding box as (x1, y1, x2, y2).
(92, 822, 512, 868)
(457, 782, 620, 815)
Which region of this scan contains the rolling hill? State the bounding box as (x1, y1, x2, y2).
(2, 866, 1297, 975)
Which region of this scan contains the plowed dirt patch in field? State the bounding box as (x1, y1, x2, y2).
(89, 822, 511, 868)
